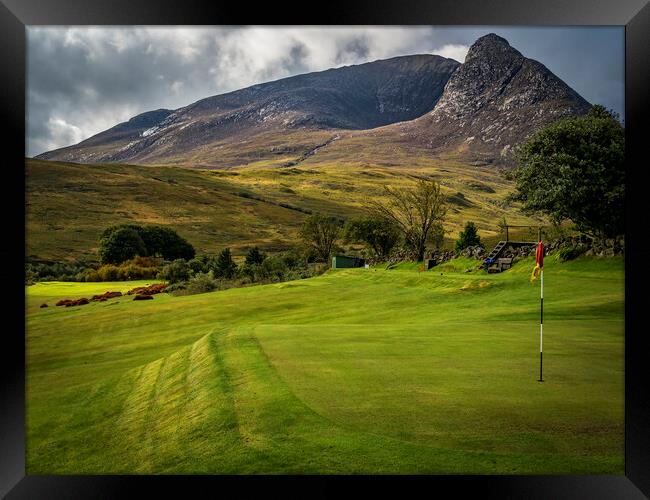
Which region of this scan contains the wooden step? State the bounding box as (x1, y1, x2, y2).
(486, 241, 507, 260)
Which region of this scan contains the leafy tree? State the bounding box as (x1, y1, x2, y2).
(141, 226, 195, 260)
(506, 105, 624, 241)
(245, 246, 266, 266)
(343, 216, 400, 258)
(455, 221, 483, 251)
(299, 214, 342, 262)
(212, 248, 237, 279)
(98, 227, 147, 264)
(98, 224, 195, 262)
(99, 224, 144, 244)
(369, 179, 447, 261)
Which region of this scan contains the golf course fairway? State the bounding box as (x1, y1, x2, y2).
(25, 255, 624, 474)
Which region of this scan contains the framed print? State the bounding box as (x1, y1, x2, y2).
(2, 0, 649, 497)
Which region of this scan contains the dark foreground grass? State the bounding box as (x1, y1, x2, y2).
(25, 255, 624, 474)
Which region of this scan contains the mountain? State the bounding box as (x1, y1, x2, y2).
(35, 34, 592, 167)
(362, 34, 592, 162)
(35, 55, 460, 165)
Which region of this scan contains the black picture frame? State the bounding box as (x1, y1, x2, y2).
(3, 0, 649, 497)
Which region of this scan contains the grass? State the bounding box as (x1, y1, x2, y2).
(26, 280, 163, 314)
(26, 158, 543, 261)
(25, 255, 624, 474)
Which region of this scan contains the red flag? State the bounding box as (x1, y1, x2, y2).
(530, 241, 544, 282)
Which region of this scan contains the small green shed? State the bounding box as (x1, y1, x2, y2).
(331, 255, 366, 269)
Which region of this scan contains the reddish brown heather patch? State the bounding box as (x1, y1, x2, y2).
(90, 291, 123, 301)
(133, 294, 154, 301)
(59, 297, 90, 307)
(127, 283, 167, 296)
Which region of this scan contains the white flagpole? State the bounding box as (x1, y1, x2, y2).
(538, 268, 544, 382)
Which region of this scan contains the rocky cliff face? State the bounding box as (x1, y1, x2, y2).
(36, 55, 459, 164)
(393, 34, 591, 161)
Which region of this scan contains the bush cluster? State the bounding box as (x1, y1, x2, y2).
(26, 256, 163, 284)
(165, 247, 324, 297)
(26, 260, 91, 283)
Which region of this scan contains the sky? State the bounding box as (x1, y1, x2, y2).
(26, 26, 624, 157)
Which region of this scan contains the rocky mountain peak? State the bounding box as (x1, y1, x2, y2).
(464, 33, 523, 64)
(397, 34, 593, 162)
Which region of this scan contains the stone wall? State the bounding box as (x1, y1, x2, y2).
(362, 235, 624, 267)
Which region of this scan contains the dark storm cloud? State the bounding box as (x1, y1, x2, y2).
(27, 26, 624, 156)
(336, 36, 371, 64)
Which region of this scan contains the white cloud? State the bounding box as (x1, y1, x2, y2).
(45, 117, 84, 150)
(433, 44, 470, 63)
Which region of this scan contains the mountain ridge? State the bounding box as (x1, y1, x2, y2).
(36, 34, 592, 167)
(36, 54, 460, 165)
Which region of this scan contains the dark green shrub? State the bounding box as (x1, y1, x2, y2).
(188, 256, 209, 274)
(184, 271, 221, 295)
(97, 265, 120, 281)
(165, 282, 187, 293)
(158, 259, 191, 283)
(557, 245, 587, 262)
(239, 263, 263, 282)
(83, 269, 101, 282)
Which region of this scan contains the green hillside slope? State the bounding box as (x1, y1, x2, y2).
(26, 158, 542, 261)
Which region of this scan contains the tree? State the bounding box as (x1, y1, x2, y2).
(506, 105, 624, 241)
(98, 227, 147, 264)
(245, 246, 266, 266)
(369, 179, 447, 261)
(212, 248, 237, 279)
(99, 224, 195, 261)
(299, 214, 342, 262)
(455, 221, 482, 251)
(343, 216, 400, 259)
(140, 226, 195, 261)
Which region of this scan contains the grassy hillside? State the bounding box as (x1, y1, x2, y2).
(26, 158, 543, 261)
(26, 255, 624, 474)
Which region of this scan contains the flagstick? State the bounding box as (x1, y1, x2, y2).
(538, 269, 544, 382)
